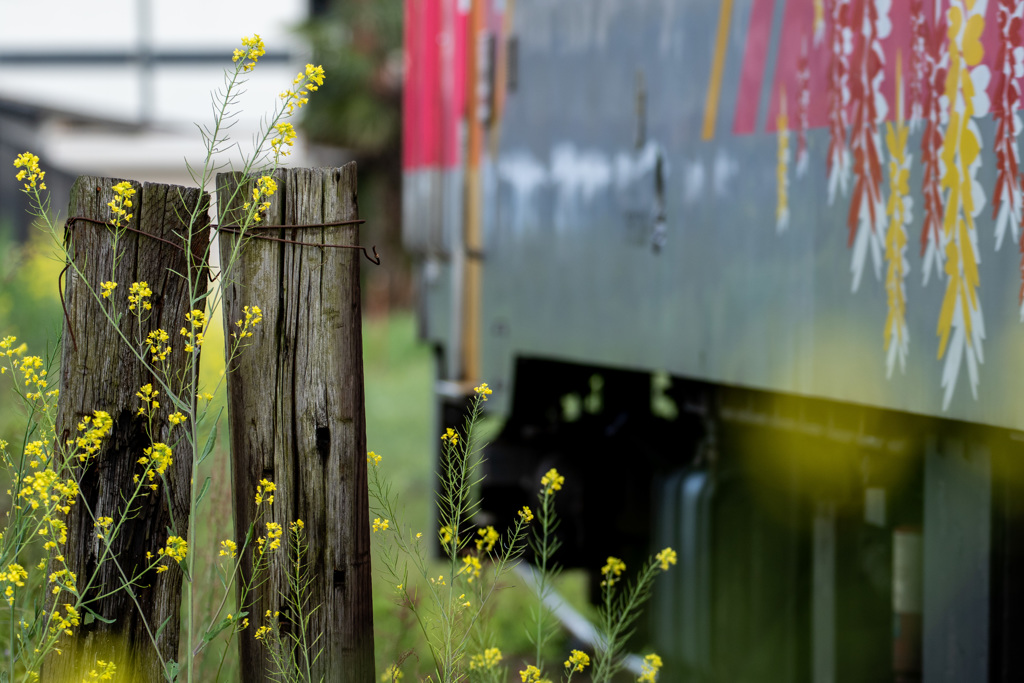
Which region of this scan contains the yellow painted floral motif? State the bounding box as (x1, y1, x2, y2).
(884, 53, 912, 378)
(776, 85, 790, 233)
(937, 0, 988, 409)
(813, 0, 825, 45)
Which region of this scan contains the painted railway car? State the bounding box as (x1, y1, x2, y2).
(401, 0, 1024, 680)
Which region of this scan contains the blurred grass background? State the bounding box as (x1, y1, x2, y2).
(0, 222, 592, 681)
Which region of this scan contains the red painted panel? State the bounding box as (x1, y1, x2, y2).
(403, 0, 468, 170)
(733, 0, 777, 134)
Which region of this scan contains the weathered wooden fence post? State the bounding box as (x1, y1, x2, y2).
(218, 164, 375, 681)
(46, 177, 209, 680)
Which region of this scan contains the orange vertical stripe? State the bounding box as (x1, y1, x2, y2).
(702, 0, 735, 141)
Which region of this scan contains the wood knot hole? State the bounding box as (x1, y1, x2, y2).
(316, 425, 331, 460)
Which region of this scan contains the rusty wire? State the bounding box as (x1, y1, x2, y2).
(58, 214, 379, 351)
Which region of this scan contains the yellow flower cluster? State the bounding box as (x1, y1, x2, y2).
(1, 564, 28, 606)
(233, 34, 265, 72)
(128, 281, 152, 313)
(13, 152, 45, 191)
(108, 181, 136, 229)
(73, 410, 114, 462)
(15, 465, 75, 515)
(146, 329, 171, 363)
(372, 517, 390, 533)
(243, 175, 277, 223)
(601, 556, 626, 587)
(138, 442, 173, 481)
(254, 625, 273, 641)
(257, 521, 284, 554)
(49, 604, 80, 636)
(100, 281, 117, 299)
(441, 427, 458, 445)
(136, 383, 160, 415)
(94, 516, 114, 540)
(564, 649, 590, 673)
(267, 522, 283, 551)
(271, 122, 297, 158)
(474, 382, 493, 400)
(181, 309, 207, 353)
(541, 468, 564, 495)
(168, 411, 187, 426)
(459, 555, 482, 582)
(290, 519, 305, 533)
(156, 535, 188, 573)
(655, 547, 677, 571)
(519, 506, 534, 523)
(476, 525, 499, 553)
(83, 659, 117, 681)
(233, 304, 263, 340)
(469, 647, 503, 671)
(519, 665, 552, 683)
(279, 63, 326, 115)
(380, 663, 404, 681)
(219, 539, 237, 558)
(226, 612, 250, 632)
(255, 478, 276, 506)
(637, 653, 663, 683)
(48, 568, 78, 596)
(19, 355, 52, 402)
(438, 525, 453, 546)
(367, 451, 382, 466)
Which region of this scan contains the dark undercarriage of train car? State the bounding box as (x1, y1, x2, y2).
(441, 356, 1024, 683)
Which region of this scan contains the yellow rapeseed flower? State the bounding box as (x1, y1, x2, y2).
(128, 281, 153, 312)
(601, 556, 626, 587)
(279, 64, 326, 115)
(655, 547, 677, 571)
(162, 536, 188, 562)
(519, 665, 551, 683)
(255, 478, 276, 506)
(564, 649, 590, 673)
(638, 653, 663, 683)
(13, 152, 46, 191)
(519, 506, 534, 523)
(271, 122, 297, 158)
(266, 522, 283, 551)
(459, 555, 482, 582)
(541, 468, 564, 494)
(476, 525, 499, 553)
(469, 647, 503, 670)
(233, 34, 266, 72)
(474, 382, 493, 400)
(219, 539, 237, 558)
(233, 304, 263, 340)
(108, 182, 136, 229)
(84, 659, 117, 681)
(100, 281, 117, 299)
(372, 517, 390, 533)
(367, 451, 382, 466)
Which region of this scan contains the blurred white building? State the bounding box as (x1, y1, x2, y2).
(0, 0, 323, 234)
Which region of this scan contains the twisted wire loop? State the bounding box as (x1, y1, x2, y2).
(58, 215, 379, 350)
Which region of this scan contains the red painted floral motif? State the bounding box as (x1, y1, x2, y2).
(910, 0, 929, 127)
(846, 0, 890, 292)
(826, 0, 852, 204)
(797, 38, 811, 177)
(992, 0, 1023, 258)
(919, 3, 948, 285)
